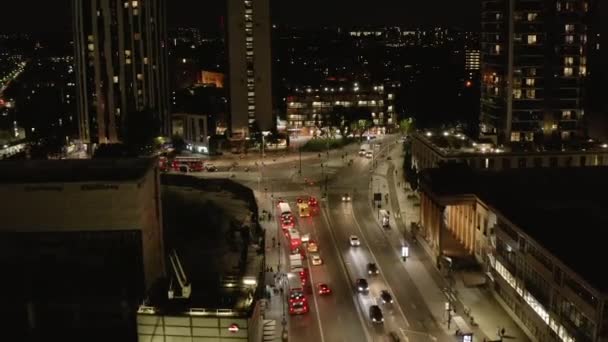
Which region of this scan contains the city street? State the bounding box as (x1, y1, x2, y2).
(189, 134, 528, 342)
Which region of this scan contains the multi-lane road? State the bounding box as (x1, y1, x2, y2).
(199, 136, 453, 342)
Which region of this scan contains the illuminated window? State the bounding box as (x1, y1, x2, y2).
(525, 78, 535, 86)
(564, 67, 573, 76)
(527, 13, 537, 21)
(527, 68, 537, 76)
(565, 24, 575, 33)
(580, 66, 586, 75)
(132, 1, 138, 8)
(565, 35, 574, 44)
(137, 73, 143, 80)
(513, 88, 522, 99)
(494, 44, 501, 54)
(527, 35, 537, 44)
(564, 56, 574, 66)
(113, 76, 119, 83)
(526, 89, 536, 99)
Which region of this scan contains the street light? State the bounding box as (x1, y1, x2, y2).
(401, 244, 409, 261)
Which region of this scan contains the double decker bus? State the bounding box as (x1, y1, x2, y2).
(172, 157, 204, 172)
(285, 228, 301, 249)
(297, 202, 310, 218)
(287, 272, 308, 315)
(278, 202, 295, 229)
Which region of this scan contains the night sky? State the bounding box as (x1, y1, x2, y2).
(0, 0, 481, 33)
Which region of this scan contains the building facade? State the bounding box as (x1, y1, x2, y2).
(0, 158, 164, 340)
(227, 0, 273, 137)
(72, 0, 170, 144)
(480, 0, 590, 143)
(418, 166, 608, 342)
(286, 81, 397, 134)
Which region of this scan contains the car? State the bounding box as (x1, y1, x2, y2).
(317, 283, 332, 295)
(307, 241, 319, 253)
(206, 164, 218, 172)
(342, 193, 351, 202)
(367, 263, 379, 275)
(387, 156, 392, 160)
(380, 290, 393, 304)
(349, 235, 360, 247)
(355, 278, 369, 293)
(359, 149, 367, 156)
(308, 197, 318, 207)
(369, 305, 384, 323)
(365, 151, 373, 159)
(311, 254, 323, 266)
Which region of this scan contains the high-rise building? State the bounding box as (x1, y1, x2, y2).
(480, 0, 591, 144)
(227, 0, 273, 137)
(72, 0, 170, 144)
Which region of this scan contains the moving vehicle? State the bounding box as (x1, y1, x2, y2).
(307, 241, 318, 253)
(278, 202, 295, 229)
(308, 196, 318, 207)
(286, 228, 302, 249)
(349, 235, 360, 247)
(367, 263, 379, 275)
(317, 283, 332, 295)
(380, 290, 393, 304)
(342, 193, 351, 202)
(365, 151, 373, 159)
(369, 305, 384, 323)
(288, 272, 308, 315)
(355, 278, 369, 293)
(311, 254, 323, 266)
(359, 144, 370, 156)
(172, 157, 204, 172)
(379, 209, 390, 228)
(205, 164, 217, 172)
(278, 202, 292, 217)
(298, 202, 310, 217)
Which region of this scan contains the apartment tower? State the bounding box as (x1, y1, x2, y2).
(227, 0, 273, 137)
(480, 0, 590, 144)
(72, 0, 170, 144)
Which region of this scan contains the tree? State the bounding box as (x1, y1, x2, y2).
(399, 117, 415, 135)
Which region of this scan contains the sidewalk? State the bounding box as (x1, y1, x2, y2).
(255, 190, 288, 342)
(378, 143, 530, 342)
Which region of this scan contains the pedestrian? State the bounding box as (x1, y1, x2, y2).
(501, 328, 506, 337)
(270, 266, 274, 273)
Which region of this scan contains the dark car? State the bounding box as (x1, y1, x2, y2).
(355, 278, 369, 293)
(367, 262, 379, 275)
(369, 305, 384, 323)
(380, 290, 393, 304)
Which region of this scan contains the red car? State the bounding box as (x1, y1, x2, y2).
(308, 197, 318, 207)
(318, 283, 332, 295)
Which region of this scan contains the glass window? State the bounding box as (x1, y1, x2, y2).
(565, 35, 574, 44)
(527, 13, 538, 21)
(525, 78, 535, 86)
(527, 35, 537, 44)
(564, 67, 573, 77)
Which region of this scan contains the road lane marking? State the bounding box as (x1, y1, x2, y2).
(350, 196, 411, 329)
(305, 256, 326, 342)
(320, 200, 373, 342)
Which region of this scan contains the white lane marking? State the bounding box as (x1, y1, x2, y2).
(350, 200, 411, 328)
(320, 201, 373, 342)
(305, 255, 326, 342)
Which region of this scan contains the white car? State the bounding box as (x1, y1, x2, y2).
(365, 151, 373, 159)
(342, 193, 351, 202)
(311, 254, 323, 266)
(349, 235, 360, 247)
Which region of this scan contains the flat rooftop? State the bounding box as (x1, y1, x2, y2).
(422, 165, 608, 292)
(145, 176, 263, 316)
(414, 130, 608, 157)
(0, 158, 155, 184)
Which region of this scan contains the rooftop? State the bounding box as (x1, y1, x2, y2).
(414, 130, 608, 157)
(144, 176, 263, 316)
(0, 158, 155, 184)
(421, 165, 608, 293)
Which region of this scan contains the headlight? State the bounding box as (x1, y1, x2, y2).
(368, 271, 372, 274)
(358, 286, 363, 290)
(372, 318, 376, 322)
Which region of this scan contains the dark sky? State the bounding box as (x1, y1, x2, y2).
(0, 0, 481, 33)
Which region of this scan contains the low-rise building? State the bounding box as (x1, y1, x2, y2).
(0, 158, 164, 341)
(286, 80, 398, 134)
(411, 131, 608, 171)
(418, 165, 608, 342)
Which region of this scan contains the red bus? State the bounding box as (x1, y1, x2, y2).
(158, 156, 170, 172)
(287, 272, 308, 315)
(172, 157, 204, 172)
(285, 228, 302, 250)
